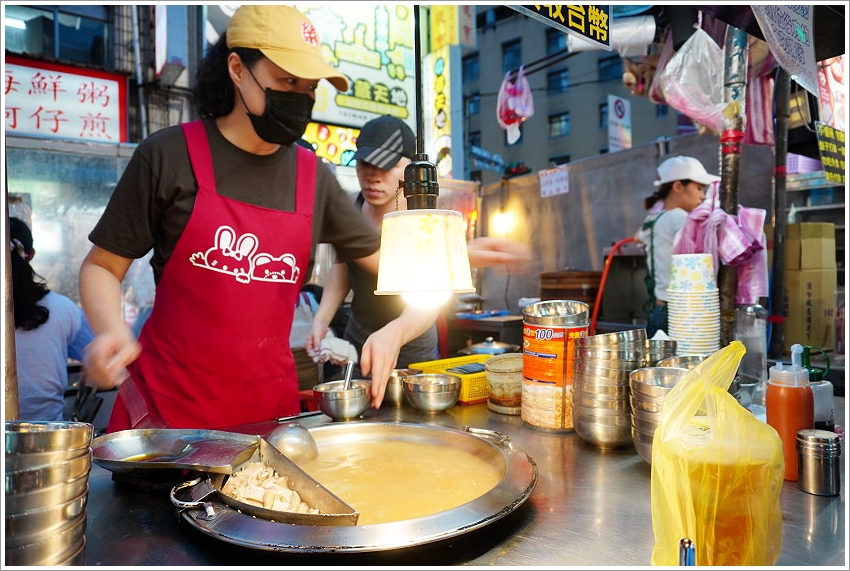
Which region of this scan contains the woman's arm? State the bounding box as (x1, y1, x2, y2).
(78, 246, 141, 390)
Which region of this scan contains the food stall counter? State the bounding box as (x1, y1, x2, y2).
(82, 399, 846, 566)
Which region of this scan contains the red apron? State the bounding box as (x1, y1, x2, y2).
(107, 120, 314, 431)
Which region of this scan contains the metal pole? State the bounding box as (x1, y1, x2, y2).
(131, 5, 149, 139)
(718, 25, 748, 347)
(769, 69, 791, 359)
(4, 168, 20, 420)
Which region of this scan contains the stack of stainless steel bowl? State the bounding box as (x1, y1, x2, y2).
(572, 329, 648, 449)
(656, 353, 741, 403)
(5, 421, 93, 566)
(644, 339, 677, 365)
(628, 367, 690, 464)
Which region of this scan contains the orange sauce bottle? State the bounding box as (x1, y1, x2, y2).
(765, 344, 813, 481)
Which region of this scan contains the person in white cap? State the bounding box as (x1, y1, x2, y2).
(79, 6, 530, 432)
(636, 156, 720, 337)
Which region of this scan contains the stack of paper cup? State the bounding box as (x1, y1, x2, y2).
(666, 253, 720, 354)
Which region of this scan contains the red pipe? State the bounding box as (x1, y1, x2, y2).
(589, 237, 639, 336)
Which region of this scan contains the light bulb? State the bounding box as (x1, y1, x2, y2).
(401, 291, 452, 309)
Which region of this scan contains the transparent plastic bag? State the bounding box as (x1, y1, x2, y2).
(655, 27, 731, 134)
(650, 341, 784, 566)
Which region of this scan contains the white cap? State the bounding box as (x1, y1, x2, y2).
(654, 156, 721, 187)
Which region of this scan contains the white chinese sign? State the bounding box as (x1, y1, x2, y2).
(752, 5, 818, 96)
(608, 94, 632, 151)
(538, 164, 570, 198)
(5, 56, 128, 142)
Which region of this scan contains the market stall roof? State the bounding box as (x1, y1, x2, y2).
(696, 4, 846, 61)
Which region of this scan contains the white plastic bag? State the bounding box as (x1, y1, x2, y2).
(655, 27, 730, 134)
(497, 66, 534, 144)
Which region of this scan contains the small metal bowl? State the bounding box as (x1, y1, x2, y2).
(5, 421, 93, 456)
(313, 380, 372, 421)
(384, 368, 422, 406)
(629, 367, 690, 399)
(655, 354, 707, 370)
(403, 374, 461, 413)
(575, 328, 647, 347)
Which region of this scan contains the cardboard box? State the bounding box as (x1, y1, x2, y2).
(781, 268, 837, 354)
(765, 222, 836, 270)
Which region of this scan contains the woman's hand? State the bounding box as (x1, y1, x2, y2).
(83, 329, 141, 390)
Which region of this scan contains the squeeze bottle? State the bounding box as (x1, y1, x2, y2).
(766, 344, 814, 481)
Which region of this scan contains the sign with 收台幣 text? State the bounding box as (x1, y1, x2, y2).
(510, 5, 611, 51)
(4, 55, 128, 142)
(538, 164, 570, 198)
(814, 121, 846, 184)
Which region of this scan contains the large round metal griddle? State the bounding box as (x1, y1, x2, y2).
(173, 421, 538, 553)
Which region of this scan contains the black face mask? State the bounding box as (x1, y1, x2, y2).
(242, 69, 315, 146)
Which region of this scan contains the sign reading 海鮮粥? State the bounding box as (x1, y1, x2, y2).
(510, 5, 611, 51)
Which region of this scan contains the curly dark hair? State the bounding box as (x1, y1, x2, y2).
(192, 32, 265, 118)
(9, 217, 50, 330)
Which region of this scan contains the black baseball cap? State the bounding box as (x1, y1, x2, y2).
(354, 115, 415, 170)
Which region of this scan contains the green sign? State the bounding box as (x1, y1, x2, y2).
(510, 5, 611, 50)
(815, 121, 846, 185)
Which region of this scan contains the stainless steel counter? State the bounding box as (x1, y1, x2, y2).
(83, 398, 846, 566)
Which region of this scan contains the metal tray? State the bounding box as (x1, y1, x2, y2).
(91, 429, 260, 475)
(171, 438, 359, 526)
(173, 422, 538, 553)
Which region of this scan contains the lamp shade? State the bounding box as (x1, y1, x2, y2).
(375, 209, 475, 304)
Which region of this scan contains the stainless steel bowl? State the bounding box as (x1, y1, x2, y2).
(4, 486, 88, 542)
(5, 470, 90, 514)
(631, 426, 655, 464)
(629, 367, 690, 399)
(313, 380, 372, 421)
(384, 369, 422, 406)
(4, 444, 91, 473)
(4, 512, 87, 565)
(5, 450, 92, 495)
(403, 374, 461, 413)
(630, 414, 663, 435)
(575, 328, 646, 347)
(574, 413, 633, 449)
(575, 347, 646, 361)
(5, 421, 92, 455)
(655, 354, 707, 370)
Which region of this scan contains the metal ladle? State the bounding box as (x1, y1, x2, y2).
(342, 360, 354, 390)
(265, 422, 318, 464)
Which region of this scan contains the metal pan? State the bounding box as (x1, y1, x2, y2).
(170, 438, 358, 526)
(172, 421, 537, 553)
(91, 429, 260, 475)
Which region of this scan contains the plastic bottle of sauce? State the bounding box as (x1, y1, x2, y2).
(766, 344, 813, 481)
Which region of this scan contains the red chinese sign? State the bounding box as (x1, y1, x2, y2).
(4, 55, 128, 142)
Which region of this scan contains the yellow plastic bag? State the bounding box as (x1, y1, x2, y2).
(650, 341, 784, 566)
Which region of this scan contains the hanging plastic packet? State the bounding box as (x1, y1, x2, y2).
(497, 66, 534, 144)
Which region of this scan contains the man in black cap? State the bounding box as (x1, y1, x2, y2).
(305, 115, 441, 375)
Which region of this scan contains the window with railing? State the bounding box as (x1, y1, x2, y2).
(656, 104, 669, 117)
(548, 112, 571, 138)
(502, 39, 521, 74)
(466, 92, 481, 116)
(547, 68, 570, 96)
(463, 54, 480, 84)
(3, 5, 111, 67)
(546, 27, 567, 55)
(598, 55, 622, 82)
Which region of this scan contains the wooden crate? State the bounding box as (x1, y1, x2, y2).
(539, 271, 602, 311)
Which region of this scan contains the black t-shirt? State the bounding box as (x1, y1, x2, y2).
(89, 119, 380, 283)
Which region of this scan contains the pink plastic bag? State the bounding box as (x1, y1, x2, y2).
(655, 27, 729, 134)
(497, 66, 534, 144)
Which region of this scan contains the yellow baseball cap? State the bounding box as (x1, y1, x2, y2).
(226, 5, 349, 92)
